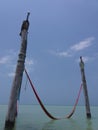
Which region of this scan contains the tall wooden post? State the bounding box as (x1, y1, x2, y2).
(79, 56, 91, 118)
(5, 13, 30, 128)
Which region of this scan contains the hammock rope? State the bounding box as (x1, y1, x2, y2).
(24, 76, 28, 91)
(24, 68, 82, 120)
(66, 83, 83, 118)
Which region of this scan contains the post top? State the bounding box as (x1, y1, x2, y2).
(80, 56, 84, 69)
(26, 12, 30, 21)
(19, 12, 30, 36)
(80, 56, 82, 60)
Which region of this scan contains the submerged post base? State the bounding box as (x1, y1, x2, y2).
(5, 120, 15, 129)
(87, 113, 91, 118)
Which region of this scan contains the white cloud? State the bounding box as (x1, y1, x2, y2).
(70, 37, 94, 51)
(0, 56, 11, 64)
(0, 50, 35, 78)
(8, 72, 15, 77)
(7, 58, 34, 77)
(49, 49, 71, 58)
(51, 37, 95, 58)
(0, 49, 17, 65)
(57, 51, 72, 57)
(25, 58, 34, 66)
(76, 56, 90, 63)
(82, 56, 89, 63)
(25, 58, 35, 73)
(76, 53, 98, 64)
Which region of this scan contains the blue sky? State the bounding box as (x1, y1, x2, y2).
(0, 0, 98, 106)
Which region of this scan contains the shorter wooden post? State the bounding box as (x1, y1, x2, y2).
(79, 56, 91, 118)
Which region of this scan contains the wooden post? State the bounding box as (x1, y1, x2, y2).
(79, 56, 91, 118)
(5, 13, 30, 128)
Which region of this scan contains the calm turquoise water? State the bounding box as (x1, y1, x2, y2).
(0, 105, 98, 130)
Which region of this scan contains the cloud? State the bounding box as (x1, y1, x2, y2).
(25, 58, 34, 66)
(49, 51, 71, 57)
(25, 58, 35, 72)
(7, 58, 35, 77)
(56, 51, 72, 57)
(49, 49, 71, 58)
(0, 50, 18, 65)
(76, 56, 90, 63)
(51, 37, 95, 58)
(58, 52, 69, 57)
(8, 72, 15, 77)
(0, 51, 35, 77)
(70, 37, 94, 51)
(76, 52, 98, 64)
(0, 56, 11, 64)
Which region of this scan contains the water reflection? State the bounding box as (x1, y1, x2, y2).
(3, 121, 16, 130)
(42, 120, 56, 130)
(3, 118, 93, 130)
(42, 118, 83, 130)
(4, 126, 16, 130)
(41, 118, 94, 130)
(86, 119, 93, 130)
(68, 118, 83, 130)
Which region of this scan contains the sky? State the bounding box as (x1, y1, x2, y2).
(0, 0, 98, 106)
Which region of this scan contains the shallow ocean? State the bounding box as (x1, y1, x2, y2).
(0, 105, 98, 130)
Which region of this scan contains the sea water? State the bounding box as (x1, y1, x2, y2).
(0, 105, 98, 130)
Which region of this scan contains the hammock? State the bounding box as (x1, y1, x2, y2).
(24, 68, 82, 120)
